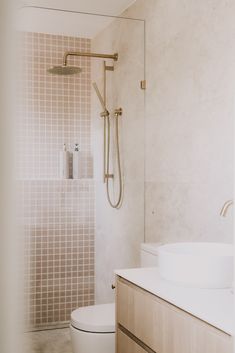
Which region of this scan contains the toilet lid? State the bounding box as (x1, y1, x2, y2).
(71, 303, 115, 333)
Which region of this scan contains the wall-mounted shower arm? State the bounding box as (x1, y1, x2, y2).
(63, 51, 118, 66)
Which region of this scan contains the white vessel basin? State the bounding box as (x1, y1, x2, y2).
(158, 242, 234, 288)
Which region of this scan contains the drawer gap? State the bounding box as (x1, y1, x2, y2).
(118, 324, 157, 353)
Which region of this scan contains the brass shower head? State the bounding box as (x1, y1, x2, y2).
(47, 65, 82, 75)
(47, 51, 118, 76)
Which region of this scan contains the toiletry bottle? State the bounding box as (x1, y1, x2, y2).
(60, 143, 70, 179)
(73, 144, 80, 179)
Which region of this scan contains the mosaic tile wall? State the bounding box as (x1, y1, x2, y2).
(17, 32, 95, 329)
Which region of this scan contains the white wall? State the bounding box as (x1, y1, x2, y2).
(92, 0, 235, 303)
(123, 0, 234, 244)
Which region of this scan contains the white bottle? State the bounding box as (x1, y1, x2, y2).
(73, 144, 80, 179)
(60, 144, 70, 179)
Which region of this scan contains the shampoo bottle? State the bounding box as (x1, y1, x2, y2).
(60, 143, 70, 179)
(73, 143, 80, 179)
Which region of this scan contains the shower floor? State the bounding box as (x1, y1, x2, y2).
(23, 327, 72, 353)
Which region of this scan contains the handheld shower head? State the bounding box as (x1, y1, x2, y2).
(92, 82, 109, 116)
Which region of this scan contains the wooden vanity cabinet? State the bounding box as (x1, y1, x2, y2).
(116, 276, 233, 353)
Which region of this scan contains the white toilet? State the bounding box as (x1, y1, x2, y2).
(70, 303, 115, 353)
(70, 242, 160, 353)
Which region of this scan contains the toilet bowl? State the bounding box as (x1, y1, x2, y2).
(70, 243, 161, 353)
(70, 303, 115, 353)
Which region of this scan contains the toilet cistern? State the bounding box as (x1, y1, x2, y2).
(220, 200, 233, 217)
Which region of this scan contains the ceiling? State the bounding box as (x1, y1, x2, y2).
(20, 0, 137, 16)
(17, 0, 137, 38)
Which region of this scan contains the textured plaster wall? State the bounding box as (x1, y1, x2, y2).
(124, 0, 234, 244)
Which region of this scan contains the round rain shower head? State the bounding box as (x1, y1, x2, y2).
(47, 65, 82, 75)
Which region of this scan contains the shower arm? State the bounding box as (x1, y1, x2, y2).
(63, 51, 118, 66)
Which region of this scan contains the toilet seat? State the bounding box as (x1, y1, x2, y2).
(71, 303, 115, 333)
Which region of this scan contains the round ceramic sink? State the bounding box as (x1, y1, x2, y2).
(158, 242, 234, 288)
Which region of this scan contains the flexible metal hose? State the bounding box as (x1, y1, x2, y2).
(106, 114, 123, 209)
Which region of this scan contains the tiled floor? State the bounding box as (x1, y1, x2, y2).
(23, 328, 73, 353)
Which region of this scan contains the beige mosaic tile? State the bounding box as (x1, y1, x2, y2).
(17, 32, 95, 329)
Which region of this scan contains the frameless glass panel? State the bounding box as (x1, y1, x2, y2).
(16, 7, 145, 329)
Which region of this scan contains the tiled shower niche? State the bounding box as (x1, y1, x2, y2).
(17, 32, 95, 329)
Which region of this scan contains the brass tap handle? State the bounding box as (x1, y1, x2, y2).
(111, 284, 116, 290)
(114, 108, 123, 117)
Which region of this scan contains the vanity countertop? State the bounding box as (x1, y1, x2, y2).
(115, 267, 234, 336)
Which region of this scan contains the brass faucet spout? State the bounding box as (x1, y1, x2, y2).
(220, 200, 233, 217)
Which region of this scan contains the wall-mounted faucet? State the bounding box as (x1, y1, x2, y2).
(220, 200, 233, 217)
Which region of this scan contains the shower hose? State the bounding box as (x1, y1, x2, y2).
(105, 112, 123, 209)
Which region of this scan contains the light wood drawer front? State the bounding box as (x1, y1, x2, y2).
(116, 277, 233, 353)
(117, 329, 148, 353)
